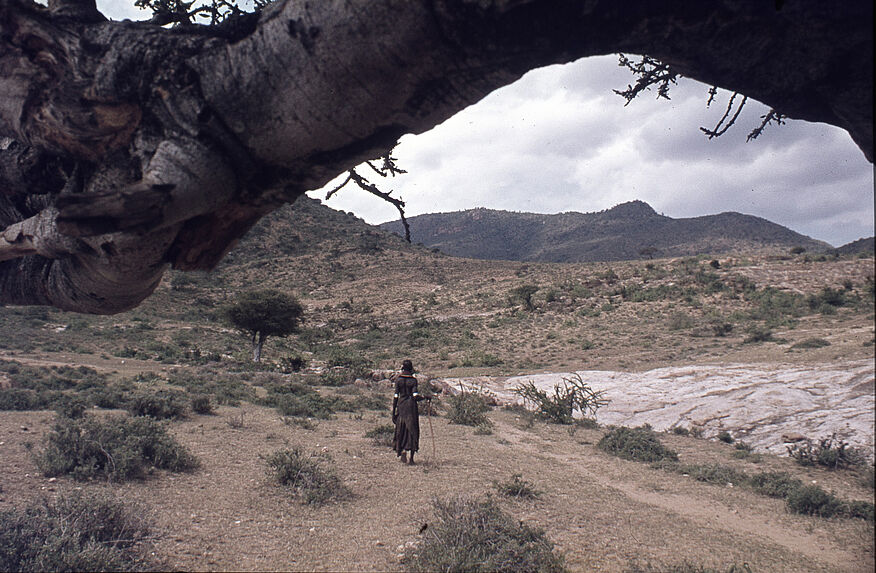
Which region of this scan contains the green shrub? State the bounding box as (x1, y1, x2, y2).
(717, 431, 734, 444)
(404, 496, 565, 572)
(189, 394, 214, 415)
(791, 338, 831, 350)
(317, 369, 352, 386)
(52, 395, 89, 419)
(459, 351, 504, 368)
(743, 326, 774, 343)
(85, 385, 129, 409)
(365, 424, 395, 447)
(845, 500, 875, 521)
(509, 284, 540, 311)
(263, 447, 348, 505)
(747, 472, 804, 499)
(785, 485, 846, 518)
(807, 287, 848, 310)
(166, 368, 254, 406)
(446, 390, 491, 427)
(671, 426, 690, 436)
(126, 389, 188, 419)
(273, 392, 345, 419)
(0, 388, 52, 411)
(324, 348, 373, 378)
(36, 414, 199, 481)
(512, 373, 607, 425)
(0, 491, 153, 572)
(495, 474, 541, 499)
(598, 425, 678, 463)
(787, 434, 867, 470)
(661, 463, 748, 485)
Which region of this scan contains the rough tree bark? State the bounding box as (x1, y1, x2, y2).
(0, 0, 872, 313)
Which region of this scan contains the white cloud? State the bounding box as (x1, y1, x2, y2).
(313, 55, 873, 247)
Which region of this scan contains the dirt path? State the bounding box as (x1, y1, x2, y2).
(492, 419, 867, 571)
(1, 394, 872, 571)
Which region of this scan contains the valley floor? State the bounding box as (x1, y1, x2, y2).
(1, 374, 873, 572)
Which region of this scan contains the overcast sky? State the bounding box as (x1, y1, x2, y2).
(98, 0, 873, 247)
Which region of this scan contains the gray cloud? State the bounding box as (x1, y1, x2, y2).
(316, 56, 873, 247)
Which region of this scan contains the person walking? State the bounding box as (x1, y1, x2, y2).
(392, 359, 430, 465)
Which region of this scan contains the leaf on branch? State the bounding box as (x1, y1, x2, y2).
(613, 54, 678, 106)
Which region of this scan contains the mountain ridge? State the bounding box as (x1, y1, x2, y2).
(379, 201, 836, 262)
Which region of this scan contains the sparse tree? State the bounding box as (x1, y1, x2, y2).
(0, 0, 871, 314)
(222, 289, 303, 362)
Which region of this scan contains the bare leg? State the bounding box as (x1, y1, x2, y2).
(408, 451, 415, 465)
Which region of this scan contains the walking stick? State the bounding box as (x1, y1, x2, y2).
(427, 398, 436, 463)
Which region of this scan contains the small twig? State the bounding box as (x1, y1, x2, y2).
(614, 54, 678, 106)
(700, 92, 747, 139)
(747, 109, 786, 141)
(705, 86, 718, 108)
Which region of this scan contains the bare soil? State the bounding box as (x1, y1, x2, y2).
(2, 398, 873, 572)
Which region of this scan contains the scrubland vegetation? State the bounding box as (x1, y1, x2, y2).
(0, 201, 872, 570)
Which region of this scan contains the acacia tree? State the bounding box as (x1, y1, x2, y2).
(0, 0, 871, 314)
(222, 289, 303, 362)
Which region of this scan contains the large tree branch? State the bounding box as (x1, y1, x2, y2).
(0, 0, 871, 313)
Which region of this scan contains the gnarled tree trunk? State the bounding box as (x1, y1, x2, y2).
(0, 0, 871, 313)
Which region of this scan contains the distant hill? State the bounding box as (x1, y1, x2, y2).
(379, 201, 833, 262)
(221, 195, 411, 266)
(836, 236, 875, 255)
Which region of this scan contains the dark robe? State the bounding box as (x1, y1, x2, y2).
(393, 374, 423, 455)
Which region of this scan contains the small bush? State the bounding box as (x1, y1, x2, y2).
(446, 390, 491, 427)
(747, 472, 803, 499)
(598, 425, 678, 463)
(324, 348, 373, 379)
(0, 388, 53, 411)
(671, 426, 690, 436)
(37, 414, 199, 481)
(365, 424, 395, 447)
(52, 395, 89, 419)
(791, 338, 831, 350)
(664, 463, 748, 486)
(127, 389, 188, 419)
(785, 485, 846, 518)
(0, 491, 153, 572)
(280, 355, 307, 372)
(495, 474, 541, 499)
(189, 394, 214, 415)
(273, 392, 346, 419)
(743, 326, 773, 343)
(317, 369, 351, 387)
(404, 496, 565, 572)
(263, 447, 348, 505)
(512, 373, 607, 425)
(845, 500, 875, 521)
(717, 431, 734, 444)
(787, 434, 867, 470)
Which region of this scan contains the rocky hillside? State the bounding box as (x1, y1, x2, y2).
(380, 201, 833, 262)
(837, 236, 875, 255)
